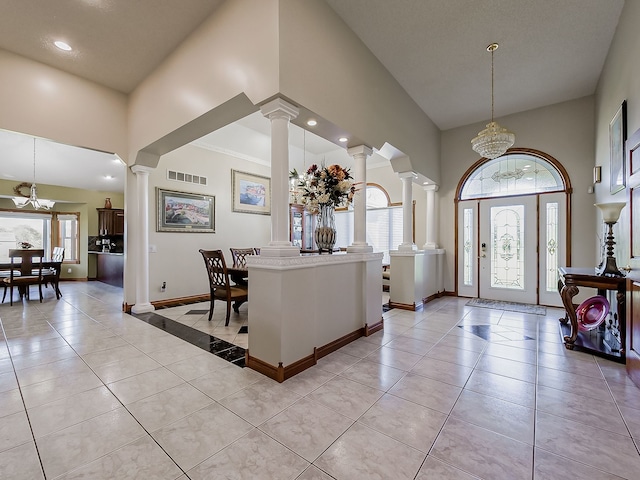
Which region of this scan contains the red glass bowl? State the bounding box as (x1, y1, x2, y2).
(576, 295, 610, 332)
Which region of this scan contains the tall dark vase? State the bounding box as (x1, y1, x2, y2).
(315, 204, 336, 253)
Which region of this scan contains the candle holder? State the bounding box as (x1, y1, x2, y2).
(594, 202, 626, 277)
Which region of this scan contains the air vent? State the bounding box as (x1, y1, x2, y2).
(167, 170, 207, 186)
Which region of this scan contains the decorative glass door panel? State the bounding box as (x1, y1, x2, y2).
(479, 196, 537, 304)
(538, 192, 566, 307)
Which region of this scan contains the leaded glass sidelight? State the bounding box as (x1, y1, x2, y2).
(463, 208, 473, 286)
(546, 202, 559, 292)
(490, 205, 524, 290)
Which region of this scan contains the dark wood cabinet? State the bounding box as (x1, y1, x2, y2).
(96, 253, 124, 287)
(290, 204, 315, 250)
(97, 208, 124, 235)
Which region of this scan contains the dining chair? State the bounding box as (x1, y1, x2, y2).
(43, 247, 65, 299)
(2, 249, 45, 306)
(253, 247, 260, 255)
(199, 249, 248, 325)
(229, 247, 255, 268)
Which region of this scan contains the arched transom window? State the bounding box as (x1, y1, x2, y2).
(460, 151, 566, 200)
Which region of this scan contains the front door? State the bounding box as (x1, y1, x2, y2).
(479, 196, 537, 304)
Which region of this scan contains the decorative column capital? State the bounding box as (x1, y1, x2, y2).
(397, 171, 417, 180)
(423, 184, 439, 192)
(130, 165, 154, 176)
(347, 145, 373, 158)
(260, 98, 299, 121)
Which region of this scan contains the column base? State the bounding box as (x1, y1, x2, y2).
(259, 245, 301, 257)
(398, 243, 418, 252)
(347, 244, 373, 253)
(423, 242, 439, 250)
(131, 302, 155, 314)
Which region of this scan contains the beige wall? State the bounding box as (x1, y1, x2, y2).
(279, 0, 441, 184)
(594, 0, 640, 275)
(440, 96, 596, 292)
(0, 49, 127, 159)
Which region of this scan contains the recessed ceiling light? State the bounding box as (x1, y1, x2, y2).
(54, 40, 72, 51)
(338, 137, 348, 143)
(306, 119, 317, 126)
(105, 175, 114, 180)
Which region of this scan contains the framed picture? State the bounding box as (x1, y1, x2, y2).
(609, 100, 627, 194)
(232, 170, 271, 215)
(156, 188, 215, 232)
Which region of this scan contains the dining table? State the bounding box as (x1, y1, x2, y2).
(0, 258, 63, 302)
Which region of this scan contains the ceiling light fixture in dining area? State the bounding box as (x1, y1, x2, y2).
(471, 43, 515, 159)
(12, 138, 55, 210)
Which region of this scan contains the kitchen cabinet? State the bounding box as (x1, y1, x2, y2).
(97, 208, 124, 235)
(94, 252, 124, 287)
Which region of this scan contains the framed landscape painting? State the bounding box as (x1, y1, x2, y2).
(232, 170, 271, 215)
(609, 100, 627, 194)
(157, 188, 215, 233)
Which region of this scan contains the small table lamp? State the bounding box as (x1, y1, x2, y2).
(595, 202, 626, 276)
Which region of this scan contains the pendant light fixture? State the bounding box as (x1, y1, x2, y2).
(12, 138, 55, 210)
(471, 43, 515, 159)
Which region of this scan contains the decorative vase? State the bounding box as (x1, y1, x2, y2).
(315, 204, 336, 253)
(104, 198, 112, 209)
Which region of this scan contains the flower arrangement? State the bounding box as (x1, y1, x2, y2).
(297, 164, 356, 211)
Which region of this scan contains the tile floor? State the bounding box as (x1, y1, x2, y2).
(1, 281, 640, 479)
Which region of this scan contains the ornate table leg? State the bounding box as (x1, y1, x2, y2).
(560, 284, 580, 349)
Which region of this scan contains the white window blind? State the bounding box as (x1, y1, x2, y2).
(335, 206, 403, 264)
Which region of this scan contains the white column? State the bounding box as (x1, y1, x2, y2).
(259, 98, 300, 257)
(347, 145, 373, 253)
(423, 184, 439, 249)
(398, 172, 417, 251)
(130, 165, 154, 313)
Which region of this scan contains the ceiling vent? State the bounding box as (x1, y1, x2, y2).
(167, 169, 207, 186)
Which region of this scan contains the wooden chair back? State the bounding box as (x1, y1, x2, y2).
(3, 249, 45, 305)
(229, 248, 255, 268)
(199, 249, 248, 325)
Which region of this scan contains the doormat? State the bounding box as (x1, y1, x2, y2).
(466, 298, 546, 315)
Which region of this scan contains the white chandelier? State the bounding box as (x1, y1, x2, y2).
(471, 43, 515, 159)
(12, 138, 55, 210)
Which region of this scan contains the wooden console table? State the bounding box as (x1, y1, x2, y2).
(558, 267, 626, 363)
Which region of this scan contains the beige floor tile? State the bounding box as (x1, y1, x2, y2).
(28, 386, 121, 438)
(431, 417, 533, 480)
(475, 354, 537, 383)
(10, 345, 78, 370)
(165, 351, 232, 381)
(189, 364, 262, 400)
(389, 372, 462, 414)
(535, 411, 640, 479)
(0, 388, 24, 418)
(188, 428, 308, 480)
(0, 441, 45, 480)
(315, 422, 425, 480)
(151, 402, 253, 471)
(0, 410, 32, 452)
(450, 389, 535, 444)
(533, 447, 625, 480)
(360, 393, 447, 452)
(279, 366, 336, 396)
(107, 367, 184, 405)
(339, 358, 406, 391)
(37, 407, 146, 479)
(218, 378, 301, 426)
(80, 344, 146, 369)
(415, 456, 481, 479)
(20, 370, 103, 408)
(56, 435, 183, 480)
(411, 356, 473, 387)
(315, 350, 360, 374)
(93, 353, 161, 384)
(126, 382, 214, 432)
(536, 384, 629, 435)
(464, 369, 536, 408)
(260, 397, 353, 461)
(16, 356, 92, 387)
(385, 335, 435, 356)
(482, 342, 538, 365)
(307, 376, 384, 420)
(537, 365, 614, 402)
(296, 465, 335, 480)
(364, 345, 423, 371)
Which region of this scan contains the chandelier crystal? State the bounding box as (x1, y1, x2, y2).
(471, 43, 515, 159)
(12, 138, 55, 210)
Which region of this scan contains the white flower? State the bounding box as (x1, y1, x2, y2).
(318, 193, 331, 204)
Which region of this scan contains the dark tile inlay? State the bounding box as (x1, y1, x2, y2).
(458, 324, 533, 342)
(187, 309, 209, 315)
(132, 311, 245, 367)
(238, 326, 248, 334)
(382, 303, 394, 312)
